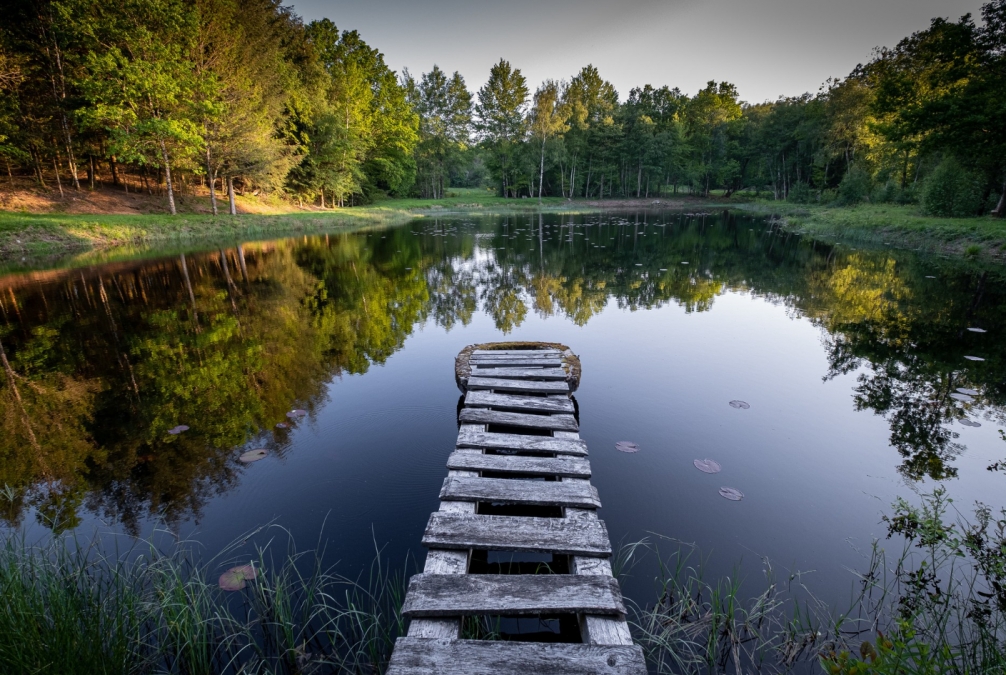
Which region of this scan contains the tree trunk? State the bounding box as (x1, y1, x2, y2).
(538, 138, 546, 203)
(110, 155, 120, 186)
(206, 147, 218, 215)
(993, 178, 1006, 218)
(159, 140, 176, 214)
(227, 176, 237, 215)
(179, 253, 199, 330)
(52, 157, 64, 198)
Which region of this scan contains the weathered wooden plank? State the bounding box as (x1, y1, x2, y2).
(456, 428, 588, 456)
(470, 357, 563, 367)
(440, 476, 600, 508)
(471, 349, 560, 356)
(469, 366, 567, 380)
(423, 512, 610, 556)
(446, 452, 590, 478)
(459, 408, 578, 431)
(466, 377, 570, 394)
(465, 389, 574, 413)
(387, 638, 647, 675)
(400, 574, 625, 617)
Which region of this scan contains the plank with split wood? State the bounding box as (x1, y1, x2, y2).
(440, 476, 600, 508)
(423, 512, 610, 556)
(472, 349, 561, 356)
(387, 638, 647, 675)
(466, 377, 570, 394)
(459, 408, 578, 431)
(469, 366, 567, 380)
(446, 451, 590, 478)
(470, 357, 563, 367)
(456, 428, 587, 455)
(465, 389, 574, 413)
(400, 573, 625, 617)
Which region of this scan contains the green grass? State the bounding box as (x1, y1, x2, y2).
(737, 201, 1006, 262)
(0, 523, 408, 674)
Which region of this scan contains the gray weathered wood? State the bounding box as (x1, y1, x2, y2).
(456, 427, 587, 456)
(470, 357, 564, 368)
(472, 349, 560, 356)
(400, 574, 625, 617)
(466, 377, 570, 394)
(423, 512, 610, 556)
(465, 389, 574, 413)
(446, 451, 590, 478)
(440, 476, 600, 508)
(387, 638, 646, 675)
(469, 366, 568, 380)
(459, 408, 578, 431)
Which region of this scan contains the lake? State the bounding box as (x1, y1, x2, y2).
(1, 210, 1003, 618)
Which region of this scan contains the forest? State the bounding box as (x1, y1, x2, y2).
(1, 0, 1005, 217)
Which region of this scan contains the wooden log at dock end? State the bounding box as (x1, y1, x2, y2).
(455, 341, 581, 393)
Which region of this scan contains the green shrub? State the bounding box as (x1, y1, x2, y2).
(786, 181, 812, 203)
(921, 158, 984, 217)
(837, 165, 872, 205)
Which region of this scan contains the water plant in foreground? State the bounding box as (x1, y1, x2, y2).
(0, 523, 409, 674)
(627, 487, 1006, 674)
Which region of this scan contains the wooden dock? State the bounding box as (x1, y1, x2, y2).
(387, 345, 647, 674)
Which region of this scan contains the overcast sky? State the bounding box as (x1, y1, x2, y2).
(289, 0, 986, 103)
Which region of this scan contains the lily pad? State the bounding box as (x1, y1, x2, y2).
(239, 449, 268, 463)
(950, 393, 974, 403)
(728, 400, 750, 409)
(219, 564, 257, 591)
(681, 261, 689, 265)
(615, 441, 639, 453)
(967, 327, 987, 333)
(956, 388, 979, 396)
(275, 422, 289, 429)
(925, 275, 936, 279)
(693, 459, 722, 474)
(286, 409, 307, 419)
(168, 425, 189, 435)
(719, 487, 744, 501)
(964, 355, 986, 361)
(959, 419, 982, 427)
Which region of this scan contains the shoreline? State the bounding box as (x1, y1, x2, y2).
(3, 195, 1005, 270)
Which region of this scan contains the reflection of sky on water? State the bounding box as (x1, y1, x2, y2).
(1, 211, 1003, 611)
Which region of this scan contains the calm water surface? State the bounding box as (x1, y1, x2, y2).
(1, 211, 1004, 611)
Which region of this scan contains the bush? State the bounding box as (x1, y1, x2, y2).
(836, 165, 872, 205)
(921, 158, 984, 217)
(787, 181, 812, 203)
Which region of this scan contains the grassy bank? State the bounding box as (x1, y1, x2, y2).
(738, 202, 1006, 262)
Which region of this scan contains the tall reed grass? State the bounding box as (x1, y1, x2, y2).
(0, 524, 408, 674)
(626, 488, 1006, 674)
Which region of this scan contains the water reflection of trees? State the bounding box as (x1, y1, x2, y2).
(0, 212, 1003, 530)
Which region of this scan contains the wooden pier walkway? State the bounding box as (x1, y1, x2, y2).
(387, 345, 647, 674)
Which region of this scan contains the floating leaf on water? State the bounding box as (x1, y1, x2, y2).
(728, 400, 750, 409)
(967, 327, 987, 333)
(956, 388, 979, 396)
(959, 419, 982, 428)
(615, 441, 639, 453)
(239, 449, 268, 463)
(681, 261, 689, 264)
(964, 355, 986, 362)
(219, 564, 257, 591)
(950, 393, 974, 403)
(275, 422, 289, 429)
(635, 263, 642, 266)
(286, 409, 307, 419)
(693, 459, 722, 474)
(659, 268, 667, 272)
(719, 487, 744, 501)
(168, 425, 189, 435)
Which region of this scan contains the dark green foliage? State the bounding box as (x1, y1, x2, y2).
(837, 165, 872, 205)
(921, 158, 985, 217)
